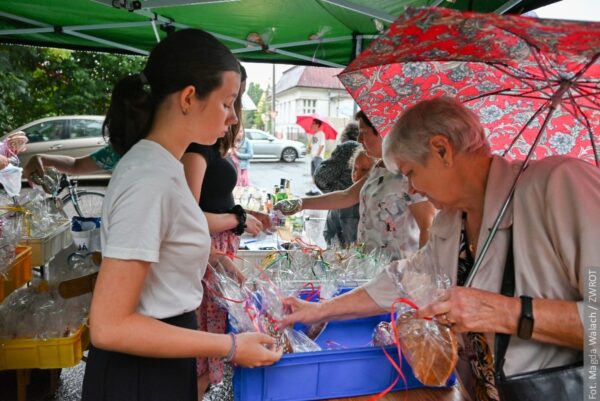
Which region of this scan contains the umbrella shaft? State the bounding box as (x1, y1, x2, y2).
(464, 102, 561, 287)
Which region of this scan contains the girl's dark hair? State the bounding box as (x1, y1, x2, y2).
(104, 29, 240, 156)
(219, 64, 246, 156)
(355, 110, 377, 135)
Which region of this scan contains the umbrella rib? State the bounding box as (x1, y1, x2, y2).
(501, 101, 550, 157)
(464, 88, 550, 103)
(564, 90, 586, 123)
(491, 63, 557, 99)
(571, 86, 600, 111)
(531, 46, 554, 82)
(564, 97, 600, 167)
(492, 62, 544, 82)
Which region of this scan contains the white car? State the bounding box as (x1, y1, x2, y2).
(2, 115, 107, 167)
(244, 128, 306, 163)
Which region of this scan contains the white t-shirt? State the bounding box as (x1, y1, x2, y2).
(101, 140, 210, 319)
(310, 130, 326, 158)
(357, 166, 427, 259)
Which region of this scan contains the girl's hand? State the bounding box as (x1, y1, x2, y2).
(0, 155, 9, 170)
(244, 214, 263, 236)
(248, 210, 272, 232)
(23, 155, 45, 186)
(217, 254, 246, 284)
(233, 332, 283, 367)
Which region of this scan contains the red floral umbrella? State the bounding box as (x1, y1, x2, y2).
(339, 7, 600, 285)
(296, 114, 338, 140)
(339, 7, 600, 166)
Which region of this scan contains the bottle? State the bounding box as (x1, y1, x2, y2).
(273, 185, 281, 202)
(284, 179, 292, 199)
(278, 178, 288, 201)
(266, 193, 273, 213)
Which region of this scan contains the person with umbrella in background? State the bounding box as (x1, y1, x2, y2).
(306, 119, 326, 195)
(284, 97, 596, 401)
(296, 114, 338, 196)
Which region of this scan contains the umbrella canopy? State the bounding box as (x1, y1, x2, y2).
(0, 0, 559, 67)
(296, 114, 338, 140)
(339, 7, 600, 166)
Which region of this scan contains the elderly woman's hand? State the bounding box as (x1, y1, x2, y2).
(280, 297, 325, 327)
(247, 210, 273, 232)
(417, 287, 519, 334)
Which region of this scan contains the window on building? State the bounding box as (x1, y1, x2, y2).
(302, 99, 316, 114)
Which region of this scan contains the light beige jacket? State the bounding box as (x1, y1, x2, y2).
(364, 155, 599, 375)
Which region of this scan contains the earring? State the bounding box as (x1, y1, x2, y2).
(182, 108, 188, 116)
(444, 161, 450, 167)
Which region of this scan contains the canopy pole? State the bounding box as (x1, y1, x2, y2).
(352, 34, 363, 116)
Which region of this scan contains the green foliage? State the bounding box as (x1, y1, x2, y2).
(254, 89, 268, 131)
(0, 45, 146, 134)
(244, 82, 263, 128)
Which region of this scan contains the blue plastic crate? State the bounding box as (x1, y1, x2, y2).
(233, 314, 456, 401)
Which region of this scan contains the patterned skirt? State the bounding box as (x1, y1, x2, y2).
(196, 230, 240, 384)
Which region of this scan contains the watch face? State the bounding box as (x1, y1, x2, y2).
(518, 296, 534, 339)
(518, 317, 534, 339)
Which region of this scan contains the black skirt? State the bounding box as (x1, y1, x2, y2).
(81, 311, 198, 401)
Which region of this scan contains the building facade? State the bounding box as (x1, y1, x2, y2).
(273, 66, 356, 143)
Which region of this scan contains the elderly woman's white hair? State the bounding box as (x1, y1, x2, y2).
(383, 97, 490, 171)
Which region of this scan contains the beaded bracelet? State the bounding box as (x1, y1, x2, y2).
(223, 332, 237, 363)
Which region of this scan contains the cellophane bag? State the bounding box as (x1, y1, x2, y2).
(385, 248, 457, 387)
(207, 262, 321, 354)
(0, 281, 90, 340)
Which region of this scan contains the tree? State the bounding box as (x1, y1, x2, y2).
(0, 45, 145, 134)
(244, 82, 263, 128)
(254, 89, 269, 131)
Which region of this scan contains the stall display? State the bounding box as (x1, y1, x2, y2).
(239, 245, 392, 299)
(0, 246, 32, 303)
(0, 186, 99, 401)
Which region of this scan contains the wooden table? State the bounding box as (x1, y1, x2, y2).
(326, 383, 470, 401)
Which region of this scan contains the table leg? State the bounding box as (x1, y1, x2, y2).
(16, 369, 30, 401)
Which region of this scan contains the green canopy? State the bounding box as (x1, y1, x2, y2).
(0, 0, 557, 67)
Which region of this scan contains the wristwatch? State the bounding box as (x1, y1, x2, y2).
(517, 295, 534, 339)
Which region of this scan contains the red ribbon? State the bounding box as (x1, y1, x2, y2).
(367, 297, 431, 401)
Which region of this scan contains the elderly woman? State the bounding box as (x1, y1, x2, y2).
(284, 97, 596, 401)
(276, 111, 435, 259)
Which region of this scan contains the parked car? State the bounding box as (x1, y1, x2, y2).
(244, 128, 306, 163)
(2, 115, 107, 168)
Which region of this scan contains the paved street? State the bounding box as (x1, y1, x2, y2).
(247, 156, 314, 197)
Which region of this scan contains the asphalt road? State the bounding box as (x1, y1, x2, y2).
(247, 156, 315, 197)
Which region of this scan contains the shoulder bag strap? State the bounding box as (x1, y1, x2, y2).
(494, 227, 514, 380)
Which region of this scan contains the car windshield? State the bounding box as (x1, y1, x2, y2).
(247, 130, 273, 141)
